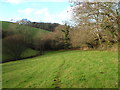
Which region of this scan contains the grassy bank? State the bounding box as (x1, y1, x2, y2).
(2, 50, 118, 88)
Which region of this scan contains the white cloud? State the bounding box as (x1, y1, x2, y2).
(34, 8, 48, 15)
(18, 8, 34, 15)
(0, 16, 23, 22)
(2, 6, 72, 24)
(17, 7, 72, 24)
(57, 7, 72, 22)
(4, 0, 23, 4)
(34, 8, 54, 23)
(18, 8, 54, 22)
(3, 0, 119, 4)
(3, 0, 69, 4)
(33, 0, 69, 2)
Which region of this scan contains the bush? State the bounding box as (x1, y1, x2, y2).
(2, 34, 27, 62)
(33, 33, 44, 54)
(69, 28, 96, 48)
(33, 31, 65, 51)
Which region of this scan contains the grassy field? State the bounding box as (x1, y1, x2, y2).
(2, 50, 118, 88)
(2, 48, 40, 62)
(1, 21, 49, 33)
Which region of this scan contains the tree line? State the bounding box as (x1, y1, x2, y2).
(17, 19, 60, 32)
(69, 1, 119, 49)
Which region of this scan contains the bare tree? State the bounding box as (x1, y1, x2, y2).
(70, 1, 119, 48)
(3, 34, 27, 61)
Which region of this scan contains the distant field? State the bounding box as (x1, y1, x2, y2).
(2, 50, 118, 88)
(2, 21, 49, 33)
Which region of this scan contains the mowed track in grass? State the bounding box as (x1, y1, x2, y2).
(2, 50, 118, 88)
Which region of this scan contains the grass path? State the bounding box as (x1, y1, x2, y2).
(2, 50, 118, 88)
(53, 55, 65, 88)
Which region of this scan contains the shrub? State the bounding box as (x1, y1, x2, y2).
(33, 33, 44, 54)
(2, 34, 27, 62)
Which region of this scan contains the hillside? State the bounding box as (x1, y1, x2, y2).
(2, 21, 49, 62)
(2, 21, 49, 38)
(2, 50, 118, 88)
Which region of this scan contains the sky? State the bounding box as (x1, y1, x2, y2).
(0, 0, 73, 24)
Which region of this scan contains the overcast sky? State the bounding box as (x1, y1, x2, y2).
(0, 0, 73, 24)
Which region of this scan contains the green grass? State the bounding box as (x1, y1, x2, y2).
(2, 48, 40, 62)
(2, 50, 118, 88)
(1, 21, 49, 33)
(2, 21, 49, 39)
(20, 48, 40, 58)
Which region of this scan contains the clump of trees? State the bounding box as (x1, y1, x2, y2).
(3, 34, 27, 61)
(69, 1, 119, 49)
(61, 23, 71, 49)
